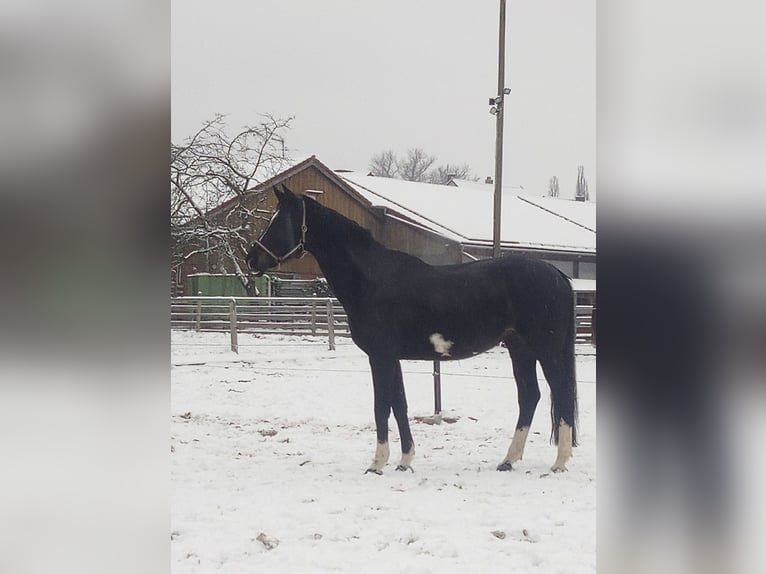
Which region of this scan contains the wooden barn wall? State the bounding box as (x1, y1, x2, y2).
(377, 218, 462, 266)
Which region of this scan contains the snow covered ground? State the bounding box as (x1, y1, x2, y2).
(172, 331, 596, 573)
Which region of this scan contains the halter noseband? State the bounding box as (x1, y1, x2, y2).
(252, 198, 308, 265)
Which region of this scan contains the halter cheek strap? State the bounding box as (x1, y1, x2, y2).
(252, 198, 308, 265)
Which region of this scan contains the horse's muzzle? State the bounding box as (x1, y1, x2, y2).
(246, 250, 274, 277)
(246, 257, 263, 277)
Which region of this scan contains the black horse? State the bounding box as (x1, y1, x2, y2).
(247, 186, 578, 474)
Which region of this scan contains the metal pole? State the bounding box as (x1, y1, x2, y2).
(492, 0, 507, 258)
(326, 298, 336, 351)
(433, 360, 442, 414)
(229, 299, 238, 354)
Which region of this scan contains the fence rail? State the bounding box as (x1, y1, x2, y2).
(171, 296, 349, 350)
(171, 296, 595, 352)
(575, 304, 594, 344)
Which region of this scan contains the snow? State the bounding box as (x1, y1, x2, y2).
(517, 196, 597, 232)
(449, 177, 597, 232)
(447, 177, 532, 196)
(172, 330, 596, 573)
(340, 172, 596, 253)
(570, 278, 597, 293)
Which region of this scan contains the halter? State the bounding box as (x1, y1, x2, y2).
(252, 197, 308, 265)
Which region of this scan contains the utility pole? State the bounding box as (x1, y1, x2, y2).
(491, 0, 507, 258)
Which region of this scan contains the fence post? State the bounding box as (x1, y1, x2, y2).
(326, 298, 335, 351)
(229, 299, 238, 353)
(573, 291, 578, 347)
(433, 360, 442, 414)
(195, 301, 202, 332)
(310, 300, 317, 335)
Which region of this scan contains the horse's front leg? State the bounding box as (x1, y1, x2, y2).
(365, 355, 393, 475)
(391, 360, 415, 472)
(366, 355, 415, 474)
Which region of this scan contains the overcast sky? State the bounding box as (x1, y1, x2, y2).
(172, 0, 595, 196)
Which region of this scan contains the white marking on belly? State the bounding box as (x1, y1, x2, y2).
(429, 333, 454, 357)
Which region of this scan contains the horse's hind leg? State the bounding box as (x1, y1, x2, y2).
(539, 349, 578, 472)
(497, 341, 540, 471)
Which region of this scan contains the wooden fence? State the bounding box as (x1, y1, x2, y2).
(171, 296, 595, 353)
(171, 297, 348, 351)
(575, 303, 594, 346)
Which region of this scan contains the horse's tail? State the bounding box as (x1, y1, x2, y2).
(551, 274, 578, 447)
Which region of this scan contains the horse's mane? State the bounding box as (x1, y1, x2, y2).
(306, 196, 377, 248)
(304, 195, 430, 275)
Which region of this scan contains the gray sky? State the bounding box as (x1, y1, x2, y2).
(172, 0, 595, 196)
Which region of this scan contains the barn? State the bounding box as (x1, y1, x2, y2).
(174, 155, 596, 296)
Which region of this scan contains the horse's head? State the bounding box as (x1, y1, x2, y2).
(246, 185, 307, 276)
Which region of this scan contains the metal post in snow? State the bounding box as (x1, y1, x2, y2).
(229, 299, 238, 353)
(433, 360, 442, 414)
(492, 0, 507, 258)
(326, 298, 336, 351)
(195, 301, 202, 332)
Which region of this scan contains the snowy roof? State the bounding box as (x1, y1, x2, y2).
(514, 196, 596, 232)
(449, 178, 596, 230)
(570, 278, 597, 293)
(339, 172, 596, 253)
(448, 177, 531, 196)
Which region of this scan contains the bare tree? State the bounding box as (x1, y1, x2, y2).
(171, 113, 293, 294)
(574, 165, 590, 201)
(397, 148, 437, 182)
(368, 149, 398, 178)
(368, 148, 477, 185)
(548, 175, 560, 197)
(427, 163, 477, 185)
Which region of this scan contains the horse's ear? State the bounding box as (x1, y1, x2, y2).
(273, 186, 285, 203)
(280, 184, 299, 201)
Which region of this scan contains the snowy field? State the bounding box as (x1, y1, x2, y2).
(172, 331, 596, 573)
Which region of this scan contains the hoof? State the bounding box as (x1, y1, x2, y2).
(395, 465, 414, 473)
(550, 465, 568, 473)
(365, 468, 383, 476)
(496, 461, 513, 472)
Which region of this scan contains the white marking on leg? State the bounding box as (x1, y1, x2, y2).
(368, 441, 390, 472)
(501, 426, 530, 466)
(397, 445, 416, 470)
(429, 333, 454, 357)
(551, 419, 573, 472)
